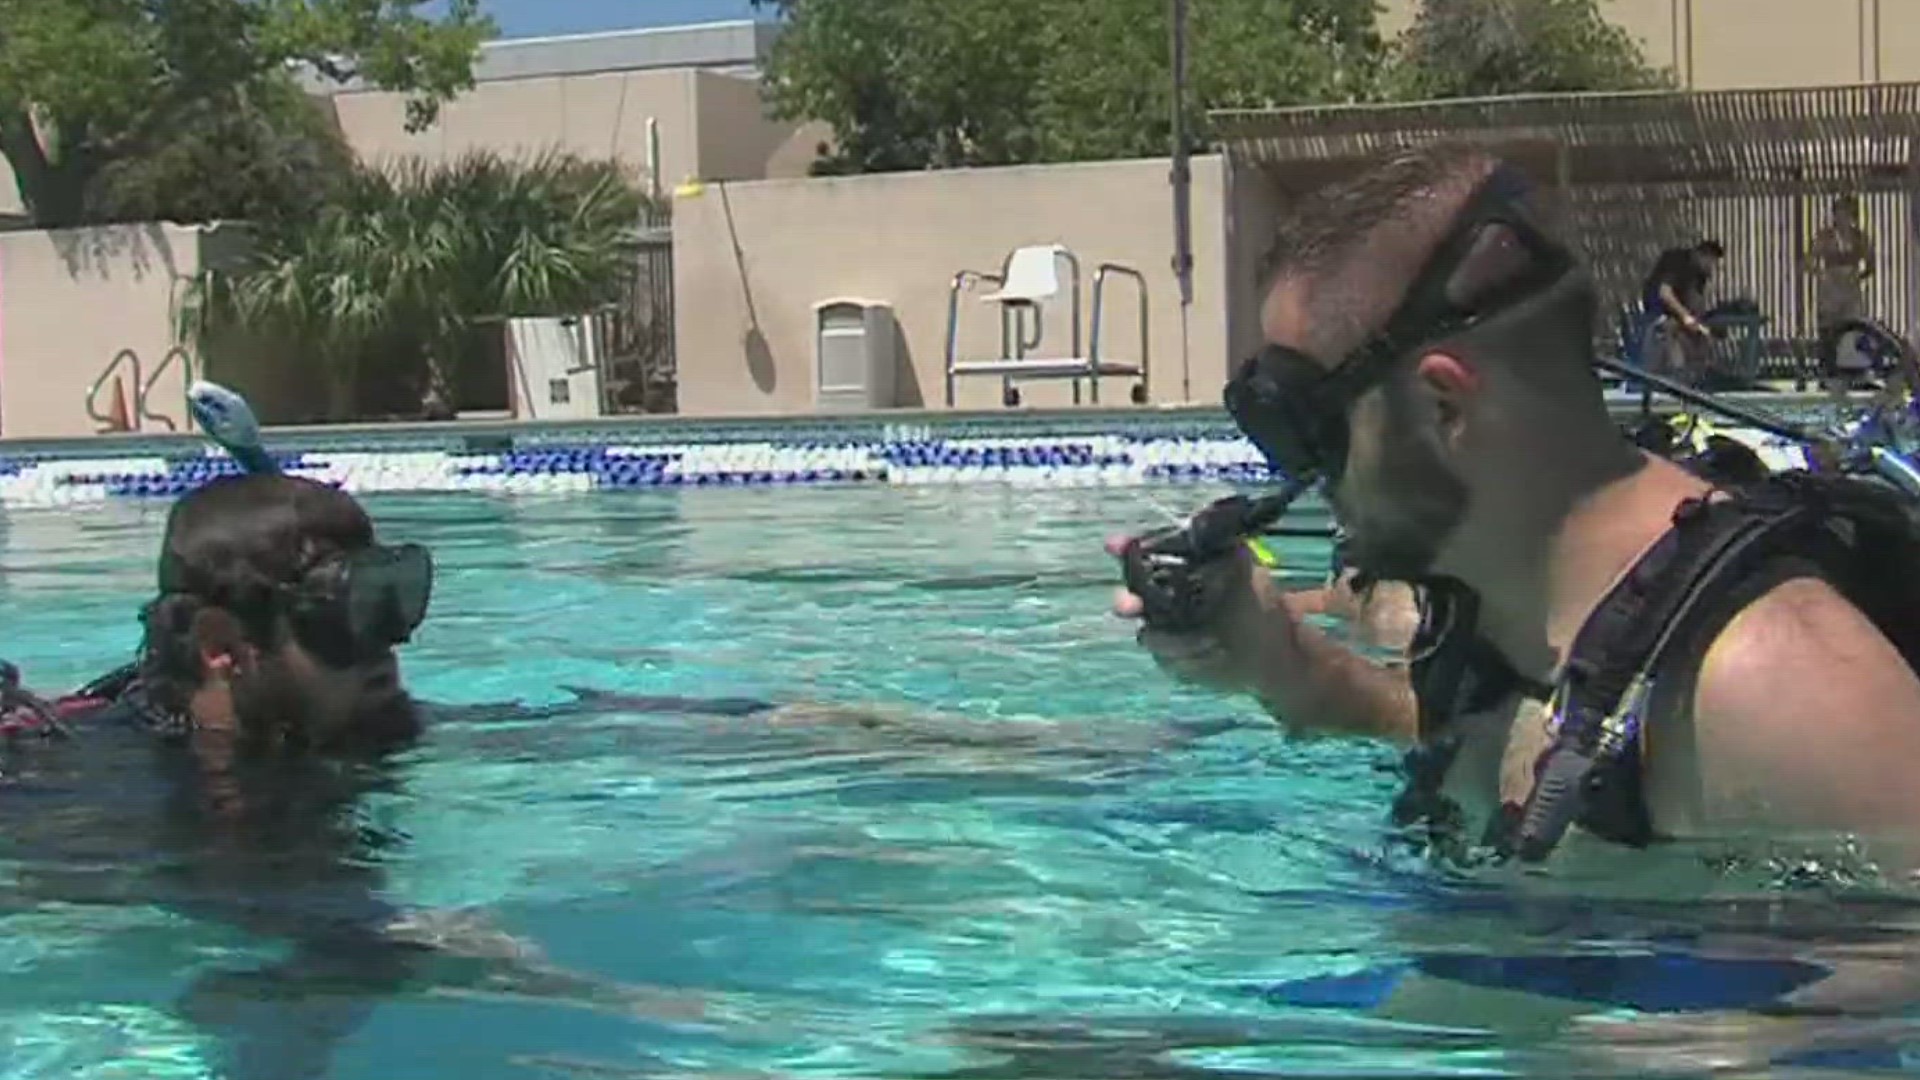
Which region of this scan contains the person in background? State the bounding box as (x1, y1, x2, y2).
(1640, 238, 1724, 385)
(1807, 194, 1877, 391)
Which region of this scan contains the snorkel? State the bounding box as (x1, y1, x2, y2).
(188, 380, 278, 476)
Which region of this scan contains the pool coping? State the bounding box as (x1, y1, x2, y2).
(0, 391, 1841, 460)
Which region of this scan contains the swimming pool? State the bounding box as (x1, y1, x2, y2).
(1, 421, 1916, 1078)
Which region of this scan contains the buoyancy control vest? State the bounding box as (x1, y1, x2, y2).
(1395, 468, 1920, 865)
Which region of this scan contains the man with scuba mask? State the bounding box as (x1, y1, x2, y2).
(3, 381, 431, 751)
(1111, 142, 1920, 883)
(61, 470, 434, 749)
(0, 395, 727, 1080)
(1105, 144, 1920, 1058)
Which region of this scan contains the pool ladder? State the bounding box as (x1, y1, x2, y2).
(85, 346, 195, 434)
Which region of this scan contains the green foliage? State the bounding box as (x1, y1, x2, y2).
(1388, 0, 1673, 99)
(180, 150, 651, 419)
(1038, 0, 1385, 162)
(0, 0, 493, 227)
(751, 0, 1384, 174)
(83, 76, 357, 226)
(748, 0, 1046, 173)
(750, 0, 1676, 172)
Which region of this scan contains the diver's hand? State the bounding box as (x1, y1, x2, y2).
(1105, 532, 1286, 697)
(1105, 535, 1420, 742)
(1325, 570, 1423, 654)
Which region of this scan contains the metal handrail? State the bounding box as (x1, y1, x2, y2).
(1059, 248, 1083, 363)
(85, 349, 143, 433)
(138, 345, 194, 432)
(1091, 263, 1150, 405)
(944, 269, 1004, 406)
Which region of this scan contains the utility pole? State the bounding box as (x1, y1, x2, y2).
(1169, 0, 1194, 402)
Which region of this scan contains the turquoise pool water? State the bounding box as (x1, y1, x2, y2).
(2, 484, 1917, 1079)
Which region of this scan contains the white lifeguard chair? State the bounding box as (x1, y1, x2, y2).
(943, 243, 1150, 408)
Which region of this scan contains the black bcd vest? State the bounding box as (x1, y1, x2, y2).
(1395, 469, 1920, 865)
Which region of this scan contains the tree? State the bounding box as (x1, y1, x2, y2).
(180, 150, 649, 420)
(1389, 0, 1673, 99)
(0, 0, 493, 228)
(1035, 0, 1385, 163)
(83, 74, 358, 226)
(748, 0, 1047, 174)
(750, 0, 1384, 174)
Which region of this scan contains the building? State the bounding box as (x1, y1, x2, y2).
(1379, 0, 1920, 91)
(316, 19, 825, 195)
(0, 19, 821, 226)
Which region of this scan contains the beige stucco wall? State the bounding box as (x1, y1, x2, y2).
(671, 155, 1229, 416)
(690, 70, 831, 182)
(1380, 0, 1900, 90)
(329, 67, 818, 188)
(332, 68, 700, 189)
(0, 223, 214, 438)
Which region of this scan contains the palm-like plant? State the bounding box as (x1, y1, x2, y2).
(179, 148, 652, 420)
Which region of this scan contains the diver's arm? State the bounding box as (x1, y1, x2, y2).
(1222, 573, 1420, 744)
(1120, 539, 1418, 744)
(181, 898, 682, 1080)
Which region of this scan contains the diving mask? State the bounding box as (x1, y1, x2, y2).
(1225, 164, 1578, 484)
(286, 543, 435, 665)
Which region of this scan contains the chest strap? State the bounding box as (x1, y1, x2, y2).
(1392, 582, 1551, 859)
(1501, 487, 1818, 863)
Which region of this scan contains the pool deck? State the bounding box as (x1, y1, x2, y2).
(0, 389, 1855, 460)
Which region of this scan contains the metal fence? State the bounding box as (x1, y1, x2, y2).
(595, 204, 677, 414)
(1215, 83, 1920, 385)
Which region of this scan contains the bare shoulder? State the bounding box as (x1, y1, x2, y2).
(1689, 576, 1920, 839)
(1696, 577, 1920, 721)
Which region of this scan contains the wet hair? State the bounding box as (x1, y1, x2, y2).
(140, 474, 374, 714)
(1260, 140, 1598, 388)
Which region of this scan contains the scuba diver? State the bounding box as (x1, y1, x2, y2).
(1108, 142, 1920, 1036)
(2, 382, 428, 745)
(0, 384, 752, 1079)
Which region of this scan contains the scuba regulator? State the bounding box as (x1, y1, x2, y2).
(1119, 476, 1314, 633)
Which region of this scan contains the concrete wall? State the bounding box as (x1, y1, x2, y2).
(0, 224, 215, 438)
(671, 156, 1229, 416)
(1381, 0, 1916, 90)
(330, 66, 819, 188)
(334, 68, 701, 189)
